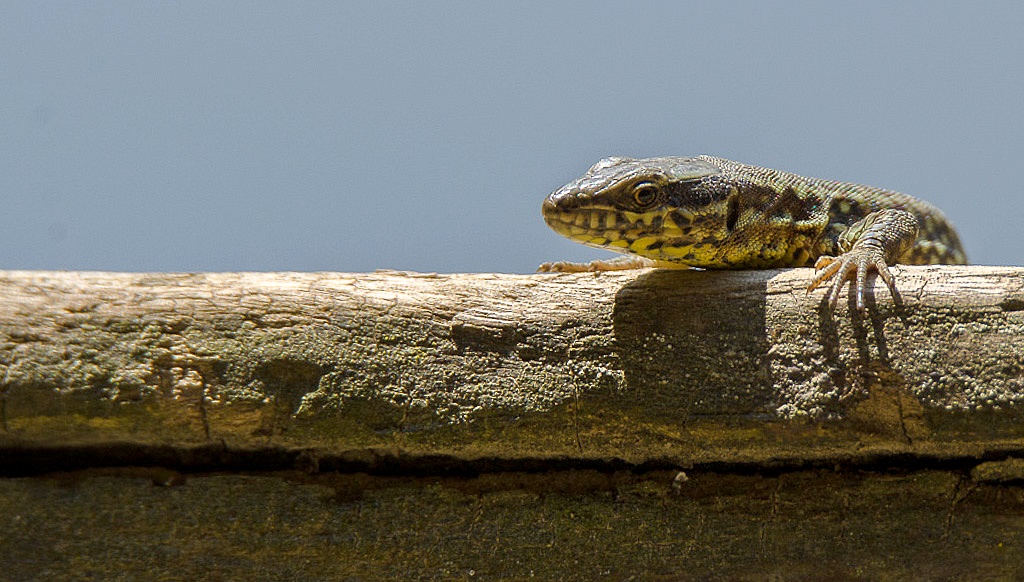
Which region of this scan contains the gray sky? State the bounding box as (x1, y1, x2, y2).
(3, 1, 1022, 273)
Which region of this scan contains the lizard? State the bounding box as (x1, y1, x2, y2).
(538, 156, 966, 311)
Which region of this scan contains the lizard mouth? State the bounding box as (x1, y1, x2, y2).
(542, 193, 714, 264)
(541, 201, 626, 249)
(542, 201, 690, 257)
(543, 204, 604, 236)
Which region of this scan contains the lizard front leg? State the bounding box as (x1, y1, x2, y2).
(807, 208, 918, 311)
(538, 255, 660, 272)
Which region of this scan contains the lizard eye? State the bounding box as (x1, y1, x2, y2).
(632, 183, 659, 207)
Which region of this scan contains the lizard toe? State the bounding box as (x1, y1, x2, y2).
(807, 255, 842, 293)
(811, 245, 892, 312)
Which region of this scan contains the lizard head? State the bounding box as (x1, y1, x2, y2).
(542, 156, 735, 266)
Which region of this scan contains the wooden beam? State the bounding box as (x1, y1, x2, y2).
(2, 267, 1023, 469)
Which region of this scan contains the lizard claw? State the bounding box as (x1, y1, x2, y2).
(807, 244, 897, 312)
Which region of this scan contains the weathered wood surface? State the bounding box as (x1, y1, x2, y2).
(2, 267, 1024, 469)
(4, 268, 1024, 578)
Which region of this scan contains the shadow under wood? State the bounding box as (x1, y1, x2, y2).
(612, 270, 773, 420)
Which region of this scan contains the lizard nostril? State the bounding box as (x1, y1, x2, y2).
(544, 188, 581, 213)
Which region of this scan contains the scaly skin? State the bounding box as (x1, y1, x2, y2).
(539, 156, 966, 311)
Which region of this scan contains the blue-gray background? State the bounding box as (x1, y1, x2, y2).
(3, 2, 1022, 273)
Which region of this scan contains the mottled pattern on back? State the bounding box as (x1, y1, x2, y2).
(698, 156, 967, 265)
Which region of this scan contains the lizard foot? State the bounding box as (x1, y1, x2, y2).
(807, 243, 897, 312)
(538, 255, 658, 272)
